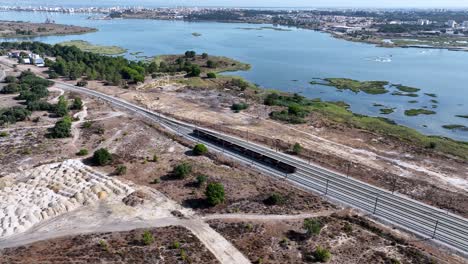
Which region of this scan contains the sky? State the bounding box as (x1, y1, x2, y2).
(2, 0, 468, 8)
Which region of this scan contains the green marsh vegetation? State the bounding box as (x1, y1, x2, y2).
(404, 109, 436, 116)
(58, 40, 127, 55)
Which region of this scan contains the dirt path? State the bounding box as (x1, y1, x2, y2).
(202, 210, 338, 221)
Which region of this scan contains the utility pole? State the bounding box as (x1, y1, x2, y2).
(373, 195, 379, 215)
(325, 179, 329, 195)
(432, 220, 439, 239)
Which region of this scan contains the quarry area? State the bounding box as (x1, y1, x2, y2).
(0, 59, 466, 264)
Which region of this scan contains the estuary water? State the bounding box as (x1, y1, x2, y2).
(1, 10, 467, 141)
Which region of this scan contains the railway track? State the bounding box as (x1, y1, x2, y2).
(56, 81, 468, 255)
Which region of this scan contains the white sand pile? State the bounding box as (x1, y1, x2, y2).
(0, 159, 134, 238)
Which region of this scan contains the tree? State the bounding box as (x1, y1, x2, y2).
(193, 144, 208, 156)
(188, 65, 201, 77)
(48, 72, 59, 79)
(202, 53, 208, 59)
(292, 143, 303, 155)
(71, 97, 83, 110)
(173, 162, 192, 179)
(185, 50, 196, 58)
(55, 95, 69, 117)
(50, 116, 72, 138)
(92, 148, 113, 166)
(205, 182, 225, 206)
(206, 72, 217, 79)
(76, 149, 89, 156)
(312, 246, 331, 262)
(304, 218, 322, 236)
(76, 80, 88, 87)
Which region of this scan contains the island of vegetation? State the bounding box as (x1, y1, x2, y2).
(442, 124, 468, 131)
(153, 51, 251, 75)
(192, 32, 202, 37)
(392, 84, 420, 93)
(0, 21, 96, 38)
(456, 115, 468, 119)
(404, 109, 437, 116)
(391, 91, 419, 97)
(58, 40, 127, 55)
(310, 78, 389, 95)
(424, 93, 437, 98)
(237, 26, 292, 32)
(379, 108, 395, 115)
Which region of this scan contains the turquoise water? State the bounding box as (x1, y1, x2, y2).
(1, 11, 467, 141)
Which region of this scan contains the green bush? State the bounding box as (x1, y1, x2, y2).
(173, 162, 192, 179)
(142, 230, 154, 245)
(206, 72, 217, 79)
(0, 131, 8, 137)
(76, 149, 89, 156)
(50, 116, 72, 138)
(55, 96, 69, 117)
(292, 143, 303, 155)
(304, 218, 323, 236)
(231, 102, 249, 112)
(92, 148, 113, 166)
(115, 165, 127, 175)
(313, 246, 331, 262)
(48, 72, 59, 79)
(193, 144, 208, 156)
(4, 76, 17, 83)
(76, 80, 88, 87)
(171, 241, 181, 249)
(71, 97, 83, 110)
(0, 106, 31, 125)
(264, 193, 285, 205)
(205, 182, 225, 206)
(196, 175, 208, 187)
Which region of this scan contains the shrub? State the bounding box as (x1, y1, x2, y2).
(151, 154, 159, 162)
(76, 80, 88, 87)
(304, 218, 323, 236)
(98, 240, 109, 252)
(188, 65, 201, 77)
(1, 83, 19, 94)
(92, 148, 113, 166)
(115, 165, 127, 175)
(207, 60, 217, 68)
(313, 246, 331, 262)
(264, 193, 285, 205)
(231, 102, 249, 112)
(0, 131, 8, 137)
(193, 143, 208, 156)
(206, 72, 217, 79)
(343, 222, 353, 234)
(76, 149, 89, 156)
(173, 162, 192, 179)
(50, 116, 72, 138)
(292, 142, 303, 155)
(48, 72, 59, 79)
(171, 241, 181, 249)
(71, 97, 83, 110)
(201, 53, 208, 59)
(205, 182, 225, 206)
(4, 76, 17, 83)
(196, 175, 208, 187)
(141, 230, 154, 245)
(230, 78, 249, 91)
(0, 106, 31, 125)
(55, 96, 69, 117)
(185, 50, 196, 58)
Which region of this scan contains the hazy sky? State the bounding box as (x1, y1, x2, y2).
(3, 0, 468, 8)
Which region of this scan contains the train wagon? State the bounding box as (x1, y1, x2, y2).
(193, 129, 297, 174)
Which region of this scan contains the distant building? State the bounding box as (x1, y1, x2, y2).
(447, 20, 457, 28)
(417, 19, 431, 26)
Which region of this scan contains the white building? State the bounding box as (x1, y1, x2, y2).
(417, 19, 431, 26)
(447, 20, 457, 28)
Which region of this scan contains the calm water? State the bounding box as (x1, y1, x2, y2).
(1, 11, 467, 141)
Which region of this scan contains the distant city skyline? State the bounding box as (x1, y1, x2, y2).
(2, 0, 468, 8)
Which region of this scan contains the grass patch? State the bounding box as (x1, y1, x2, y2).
(310, 78, 389, 95)
(456, 115, 468, 119)
(404, 109, 436, 116)
(58, 40, 127, 55)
